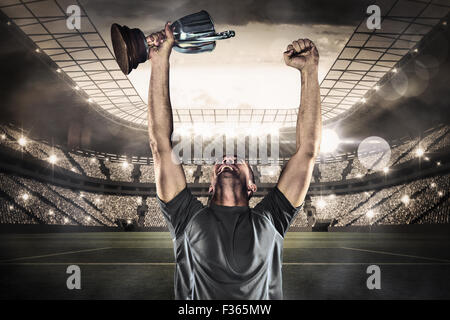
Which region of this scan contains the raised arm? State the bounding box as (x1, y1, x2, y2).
(148, 22, 186, 202)
(277, 39, 322, 207)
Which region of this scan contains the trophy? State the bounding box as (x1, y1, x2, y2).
(111, 10, 235, 75)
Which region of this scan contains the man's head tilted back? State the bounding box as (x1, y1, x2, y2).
(209, 155, 257, 206)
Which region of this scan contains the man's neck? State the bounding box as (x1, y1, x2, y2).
(211, 183, 248, 207)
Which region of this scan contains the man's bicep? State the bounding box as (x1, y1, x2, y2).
(277, 151, 316, 207)
(153, 149, 186, 203)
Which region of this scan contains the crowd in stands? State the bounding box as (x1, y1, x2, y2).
(104, 160, 134, 182)
(1, 124, 448, 184)
(0, 169, 448, 228)
(297, 173, 449, 227)
(68, 153, 106, 179)
(1, 123, 448, 228)
(140, 165, 155, 183)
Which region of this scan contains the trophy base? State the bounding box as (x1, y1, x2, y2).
(111, 24, 148, 75)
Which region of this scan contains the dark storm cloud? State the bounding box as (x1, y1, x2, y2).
(83, 0, 375, 26)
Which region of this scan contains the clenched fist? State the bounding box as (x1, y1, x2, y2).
(148, 22, 175, 64)
(284, 38, 319, 72)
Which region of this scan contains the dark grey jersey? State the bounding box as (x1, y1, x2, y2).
(158, 187, 302, 300)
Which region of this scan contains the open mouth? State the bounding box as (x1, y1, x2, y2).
(218, 165, 237, 175)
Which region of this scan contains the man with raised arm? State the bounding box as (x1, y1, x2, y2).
(148, 22, 321, 300)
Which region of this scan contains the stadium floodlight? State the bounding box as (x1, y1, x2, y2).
(436, 161, 441, 166)
(194, 123, 214, 139)
(246, 124, 261, 138)
(64, 218, 69, 223)
(87, 98, 93, 103)
(9, 205, 13, 210)
(48, 154, 58, 164)
(438, 191, 443, 197)
(415, 148, 425, 157)
(424, 156, 430, 161)
(366, 210, 375, 218)
(320, 129, 340, 153)
(56, 68, 62, 73)
(401, 195, 410, 205)
(225, 125, 238, 138)
(269, 125, 280, 136)
(127, 219, 132, 225)
(22, 193, 29, 201)
(430, 182, 436, 188)
(176, 125, 192, 137)
(317, 199, 326, 209)
(383, 167, 389, 174)
(1, 134, 5, 139)
(35, 48, 40, 53)
(192, 124, 203, 137)
(265, 166, 279, 176)
(18, 137, 27, 146)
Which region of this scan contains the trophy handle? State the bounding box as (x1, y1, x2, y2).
(145, 30, 235, 48)
(176, 30, 235, 43)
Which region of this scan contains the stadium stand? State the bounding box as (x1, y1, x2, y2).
(1, 123, 449, 229)
(0, 169, 448, 228)
(1, 124, 449, 184)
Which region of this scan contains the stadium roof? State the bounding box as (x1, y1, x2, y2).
(1, 0, 449, 130)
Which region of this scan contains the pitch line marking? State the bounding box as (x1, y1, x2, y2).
(341, 247, 450, 263)
(0, 247, 113, 263)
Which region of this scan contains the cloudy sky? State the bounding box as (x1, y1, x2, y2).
(81, 0, 374, 109)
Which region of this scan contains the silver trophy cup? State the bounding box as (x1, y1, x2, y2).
(111, 10, 235, 75)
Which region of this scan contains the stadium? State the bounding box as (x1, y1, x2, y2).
(0, 0, 449, 300)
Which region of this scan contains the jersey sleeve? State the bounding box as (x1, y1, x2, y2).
(254, 187, 303, 237)
(157, 187, 205, 239)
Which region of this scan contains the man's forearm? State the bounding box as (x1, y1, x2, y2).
(296, 67, 321, 156)
(148, 61, 173, 152)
